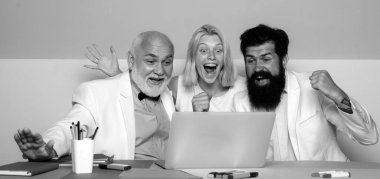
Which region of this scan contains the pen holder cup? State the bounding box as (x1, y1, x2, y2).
(71, 138, 94, 174)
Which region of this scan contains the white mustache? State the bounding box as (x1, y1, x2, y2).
(148, 75, 167, 80)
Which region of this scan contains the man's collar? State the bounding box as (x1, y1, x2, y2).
(129, 74, 140, 92)
(284, 69, 301, 93)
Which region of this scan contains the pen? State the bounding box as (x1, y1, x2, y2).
(98, 163, 131, 171)
(311, 170, 351, 178)
(91, 127, 99, 140)
(208, 171, 258, 179)
(207, 172, 224, 178)
(72, 122, 77, 140)
(70, 126, 75, 140)
(77, 121, 81, 140)
(80, 129, 84, 140)
(223, 172, 258, 179)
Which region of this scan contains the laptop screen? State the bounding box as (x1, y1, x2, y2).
(165, 112, 275, 169)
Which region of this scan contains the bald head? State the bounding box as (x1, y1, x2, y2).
(131, 31, 174, 56)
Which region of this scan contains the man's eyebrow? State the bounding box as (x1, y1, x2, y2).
(165, 55, 173, 59)
(144, 53, 157, 58)
(261, 52, 272, 57)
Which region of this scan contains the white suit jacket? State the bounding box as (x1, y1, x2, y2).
(233, 70, 378, 161)
(43, 72, 175, 159)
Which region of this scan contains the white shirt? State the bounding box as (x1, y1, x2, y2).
(176, 75, 246, 112)
(267, 92, 297, 161)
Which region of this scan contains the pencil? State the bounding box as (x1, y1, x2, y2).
(91, 127, 99, 140)
(77, 121, 80, 140)
(70, 126, 75, 139)
(73, 123, 77, 140)
(80, 129, 84, 140)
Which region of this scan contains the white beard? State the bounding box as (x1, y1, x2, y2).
(130, 67, 170, 97)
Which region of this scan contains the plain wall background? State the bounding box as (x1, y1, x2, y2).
(1, 0, 380, 59)
(1, 0, 380, 165)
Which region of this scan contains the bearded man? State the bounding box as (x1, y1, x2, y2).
(14, 31, 175, 161)
(233, 24, 378, 161)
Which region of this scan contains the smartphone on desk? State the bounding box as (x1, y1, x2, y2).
(98, 163, 132, 171)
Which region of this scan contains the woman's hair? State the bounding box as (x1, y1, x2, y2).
(182, 24, 237, 88)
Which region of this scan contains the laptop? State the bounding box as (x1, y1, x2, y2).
(163, 112, 275, 169)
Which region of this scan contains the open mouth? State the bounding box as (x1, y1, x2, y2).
(254, 76, 270, 86)
(203, 63, 218, 74)
(255, 75, 266, 81)
(148, 77, 165, 85)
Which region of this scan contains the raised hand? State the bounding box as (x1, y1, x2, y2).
(14, 128, 56, 161)
(192, 92, 211, 112)
(309, 70, 346, 104)
(84, 44, 122, 77)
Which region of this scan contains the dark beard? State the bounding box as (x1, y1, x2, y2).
(246, 65, 286, 111)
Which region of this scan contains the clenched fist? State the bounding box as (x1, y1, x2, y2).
(309, 70, 346, 104)
(192, 92, 211, 112)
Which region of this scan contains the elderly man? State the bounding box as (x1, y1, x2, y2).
(233, 24, 378, 161)
(14, 31, 175, 161)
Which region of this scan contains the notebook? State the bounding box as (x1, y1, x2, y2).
(164, 112, 275, 169)
(0, 162, 58, 176)
(51, 154, 110, 166)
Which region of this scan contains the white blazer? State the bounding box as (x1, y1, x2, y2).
(43, 72, 175, 159)
(233, 70, 378, 161)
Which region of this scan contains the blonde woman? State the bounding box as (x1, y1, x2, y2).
(85, 25, 246, 112)
(170, 24, 245, 112)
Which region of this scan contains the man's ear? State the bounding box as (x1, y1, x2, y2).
(282, 55, 289, 69)
(127, 51, 134, 69)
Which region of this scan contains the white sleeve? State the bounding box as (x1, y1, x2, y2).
(42, 83, 99, 157)
(324, 96, 378, 145)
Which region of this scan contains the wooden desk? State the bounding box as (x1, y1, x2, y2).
(183, 161, 380, 179)
(1, 161, 380, 179)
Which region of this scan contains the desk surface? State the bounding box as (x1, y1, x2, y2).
(183, 161, 380, 179)
(1, 161, 380, 179)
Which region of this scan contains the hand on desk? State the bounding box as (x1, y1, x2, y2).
(14, 128, 56, 161)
